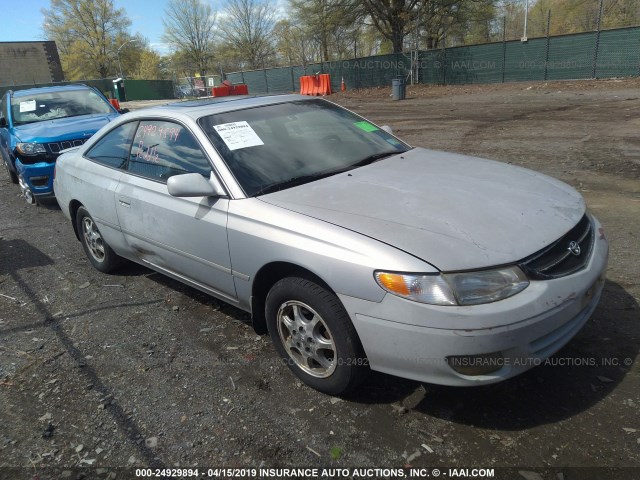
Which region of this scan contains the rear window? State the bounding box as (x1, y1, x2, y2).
(85, 122, 137, 169)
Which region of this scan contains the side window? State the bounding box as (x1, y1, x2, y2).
(85, 122, 137, 169)
(128, 120, 211, 181)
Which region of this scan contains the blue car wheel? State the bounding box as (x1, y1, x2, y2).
(18, 173, 36, 204)
(3, 157, 18, 184)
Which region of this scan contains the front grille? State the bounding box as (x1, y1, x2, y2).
(47, 138, 87, 155)
(519, 214, 594, 280)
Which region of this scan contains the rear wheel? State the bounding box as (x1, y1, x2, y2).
(266, 277, 368, 395)
(76, 206, 122, 273)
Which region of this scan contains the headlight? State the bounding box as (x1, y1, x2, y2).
(443, 266, 529, 305)
(375, 266, 529, 306)
(16, 143, 46, 155)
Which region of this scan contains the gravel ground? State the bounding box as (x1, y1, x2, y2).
(0, 79, 639, 480)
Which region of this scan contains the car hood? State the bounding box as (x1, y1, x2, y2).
(11, 113, 118, 142)
(260, 147, 585, 271)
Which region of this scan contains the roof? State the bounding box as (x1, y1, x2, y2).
(154, 94, 313, 119)
(11, 84, 93, 97)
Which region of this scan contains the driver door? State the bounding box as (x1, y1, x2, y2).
(114, 119, 236, 302)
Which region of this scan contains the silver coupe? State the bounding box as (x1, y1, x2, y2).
(53, 95, 608, 395)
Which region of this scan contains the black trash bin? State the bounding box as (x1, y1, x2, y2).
(392, 77, 406, 101)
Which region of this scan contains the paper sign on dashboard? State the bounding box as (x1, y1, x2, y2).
(213, 121, 264, 151)
(19, 100, 37, 112)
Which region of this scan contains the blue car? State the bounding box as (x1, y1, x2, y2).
(0, 84, 120, 204)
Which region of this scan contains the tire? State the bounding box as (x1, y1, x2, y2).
(265, 277, 368, 395)
(76, 206, 122, 273)
(17, 173, 37, 205)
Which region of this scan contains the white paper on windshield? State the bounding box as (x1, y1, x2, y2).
(213, 121, 264, 151)
(19, 100, 36, 112)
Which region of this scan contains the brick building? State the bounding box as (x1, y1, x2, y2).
(0, 41, 64, 87)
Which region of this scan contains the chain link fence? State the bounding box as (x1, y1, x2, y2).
(174, 75, 221, 98)
(225, 24, 640, 94)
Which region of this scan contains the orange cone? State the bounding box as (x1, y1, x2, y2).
(341, 76, 346, 92)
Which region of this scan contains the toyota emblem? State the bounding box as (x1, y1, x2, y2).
(568, 241, 581, 256)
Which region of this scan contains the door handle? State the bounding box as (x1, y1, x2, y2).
(118, 199, 131, 208)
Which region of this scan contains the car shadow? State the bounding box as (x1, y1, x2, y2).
(403, 280, 637, 429)
(108, 260, 638, 427)
(133, 265, 253, 325)
(0, 238, 55, 273)
(37, 198, 61, 210)
(1, 239, 170, 470)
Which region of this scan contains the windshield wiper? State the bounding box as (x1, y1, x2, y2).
(349, 151, 404, 168)
(254, 150, 408, 197)
(254, 170, 344, 196)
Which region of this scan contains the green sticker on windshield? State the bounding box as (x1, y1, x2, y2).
(354, 121, 379, 132)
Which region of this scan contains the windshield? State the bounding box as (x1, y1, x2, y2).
(198, 99, 409, 196)
(10, 89, 113, 126)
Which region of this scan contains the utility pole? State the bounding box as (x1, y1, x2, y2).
(117, 39, 138, 79)
(522, 0, 529, 42)
(592, 0, 604, 78)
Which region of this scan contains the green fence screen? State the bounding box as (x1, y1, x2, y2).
(2, 26, 637, 100)
(123, 80, 175, 101)
(226, 25, 640, 94)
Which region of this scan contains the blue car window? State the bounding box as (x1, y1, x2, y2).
(85, 122, 137, 169)
(10, 89, 113, 126)
(127, 121, 211, 182)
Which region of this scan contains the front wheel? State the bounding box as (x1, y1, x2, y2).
(4, 157, 18, 184)
(18, 174, 36, 205)
(266, 277, 368, 395)
(76, 206, 122, 273)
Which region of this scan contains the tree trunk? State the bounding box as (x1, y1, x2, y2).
(426, 35, 439, 50)
(391, 21, 404, 53)
(323, 42, 330, 62)
(392, 29, 404, 53)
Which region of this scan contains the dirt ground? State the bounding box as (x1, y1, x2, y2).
(1, 79, 639, 480)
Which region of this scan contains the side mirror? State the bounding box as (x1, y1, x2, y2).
(381, 125, 393, 134)
(167, 172, 226, 198)
(118, 108, 130, 114)
(0, 117, 7, 128)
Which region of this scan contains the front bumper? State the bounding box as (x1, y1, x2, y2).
(15, 159, 55, 198)
(338, 215, 609, 386)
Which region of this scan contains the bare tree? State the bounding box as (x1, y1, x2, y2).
(360, 1, 499, 53)
(289, 0, 363, 62)
(219, 0, 276, 69)
(273, 20, 315, 67)
(422, 0, 498, 48)
(162, 0, 217, 76)
(359, 0, 421, 53)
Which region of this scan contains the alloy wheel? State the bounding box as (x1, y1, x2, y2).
(82, 217, 105, 262)
(276, 300, 337, 378)
(18, 174, 36, 204)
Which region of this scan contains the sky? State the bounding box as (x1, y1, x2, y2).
(0, 0, 192, 55)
